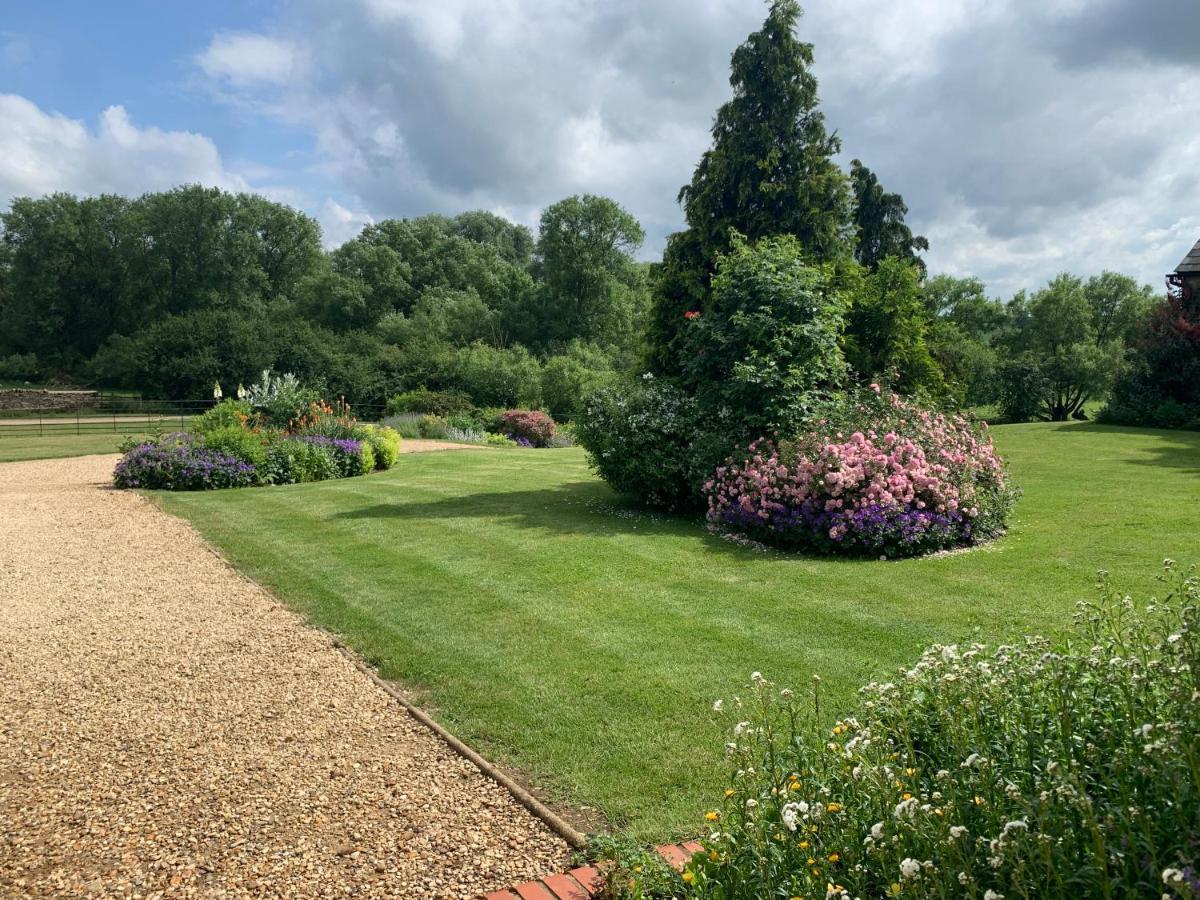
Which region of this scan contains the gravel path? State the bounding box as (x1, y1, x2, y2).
(0, 455, 568, 898)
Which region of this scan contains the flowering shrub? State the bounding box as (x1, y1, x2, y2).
(499, 409, 557, 447)
(705, 389, 1015, 557)
(298, 435, 373, 477)
(199, 424, 268, 468)
(112, 434, 255, 490)
(602, 565, 1200, 899)
(259, 438, 339, 484)
(192, 399, 255, 436)
(240, 369, 320, 426)
(289, 398, 359, 440)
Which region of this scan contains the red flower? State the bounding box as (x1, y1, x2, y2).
(684, 310, 701, 320)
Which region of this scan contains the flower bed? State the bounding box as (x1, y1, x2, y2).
(598, 565, 1200, 899)
(705, 389, 1016, 557)
(113, 391, 401, 491)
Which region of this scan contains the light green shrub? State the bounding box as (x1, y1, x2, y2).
(193, 399, 254, 436)
(362, 424, 401, 469)
(199, 424, 268, 468)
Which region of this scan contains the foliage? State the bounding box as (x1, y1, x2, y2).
(418, 414, 450, 439)
(996, 358, 1049, 424)
(706, 388, 1015, 556)
(533, 194, 646, 349)
(191, 399, 254, 436)
(360, 424, 401, 470)
(384, 387, 475, 418)
(297, 435, 372, 477)
(649, 565, 1200, 900)
(112, 433, 256, 490)
(677, 233, 849, 440)
(381, 413, 424, 439)
(446, 343, 543, 408)
(0, 352, 40, 381)
(850, 159, 929, 276)
(259, 438, 340, 485)
(485, 432, 519, 447)
(648, 0, 852, 373)
(239, 369, 320, 426)
(844, 257, 945, 397)
(1102, 286, 1200, 430)
(998, 273, 1152, 421)
(445, 426, 488, 445)
(289, 398, 360, 440)
(198, 424, 269, 469)
(576, 376, 728, 510)
(540, 343, 618, 421)
(499, 409, 557, 447)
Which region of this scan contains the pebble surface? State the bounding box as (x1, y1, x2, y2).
(0, 455, 568, 898)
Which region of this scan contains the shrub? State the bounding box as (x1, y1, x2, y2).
(361, 424, 401, 470)
(198, 424, 269, 469)
(0, 352, 40, 381)
(498, 409, 556, 447)
(297, 435, 371, 477)
(447, 342, 543, 408)
(259, 438, 340, 484)
(485, 432, 518, 447)
(576, 376, 734, 511)
(112, 435, 256, 490)
(644, 565, 1200, 900)
(996, 358, 1047, 423)
(418, 414, 450, 439)
(192, 399, 255, 436)
(240, 369, 321, 426)
(705, 389, 1015, 557)
(384, 387, 475, 418)
(382, 413, 423, 439)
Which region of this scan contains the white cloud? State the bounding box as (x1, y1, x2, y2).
(197, 33, 305, 87)
(318, 198, 374, 248)
(0, 94, 247, 202)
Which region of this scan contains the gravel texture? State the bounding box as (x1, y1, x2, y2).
(0, 454, 568, 898)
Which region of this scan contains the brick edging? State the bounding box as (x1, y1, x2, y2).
(483, 841, 702, 899)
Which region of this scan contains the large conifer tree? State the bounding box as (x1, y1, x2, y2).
(646, 0, 852, 373)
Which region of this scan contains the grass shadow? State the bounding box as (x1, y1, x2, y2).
(1058, 422, 1200, 474)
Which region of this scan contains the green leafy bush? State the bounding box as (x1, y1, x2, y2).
(485, 432, 518, 447)
(192, 399, 254, 436)
(199, 424, 269, 469)
(605, 565, 1200, 899)
(996, 358, 1048, 423)
(239, 369, 321, 426)
(418, 414, 450, 439)
(361, 424, 401, 469)
(382, 413, 423, 439)
(259, 438, 339, 484)
(575, 376, 732, 510)
(384, 387, 475, 418)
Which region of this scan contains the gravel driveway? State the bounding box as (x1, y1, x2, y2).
(0, 455, 568, 897)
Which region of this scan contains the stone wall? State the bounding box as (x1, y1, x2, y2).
(0, 390, 101, 412)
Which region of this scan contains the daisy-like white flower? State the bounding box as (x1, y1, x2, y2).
(899, 858, 921, 880)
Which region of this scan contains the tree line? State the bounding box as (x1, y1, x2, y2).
(1, 0, 1191, 429)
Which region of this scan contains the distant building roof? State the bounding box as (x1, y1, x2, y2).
(1177, 238, 1200, 275)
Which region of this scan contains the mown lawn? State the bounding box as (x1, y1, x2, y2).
(0, 431, 136, 462)
(157, 423, 1199, 840)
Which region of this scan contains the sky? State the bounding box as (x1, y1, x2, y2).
(2, 0, 1198, 298)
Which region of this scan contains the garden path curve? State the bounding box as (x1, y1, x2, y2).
(0, 453, 567, 898)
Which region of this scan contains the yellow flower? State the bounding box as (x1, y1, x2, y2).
(827, 803, 842, 813)
(634, 865, 642, 873)
(790, 782, 802, 791)
(798, 840, 809, 849)
(807, 858, 816, 866)
(887, 883, 902, 896)
(811, 867, 821, 877)
(788, 773, 799, 782)
(933, 807, 944, 816)
(827, 852, 840, 863)
(708, 850, 719, 862)
(724, 789, 736, 798)
(706, 811, 720, 821)
(682, 871, 695, 885)
(832, 725, 843, 735)
(974, 795, 985, 806)
(893, 779, 903, 788)
(901, 792, 912, 801)
(905, 767, 917, 776)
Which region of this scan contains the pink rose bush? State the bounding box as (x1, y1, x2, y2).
(705, 390, 1017, 557)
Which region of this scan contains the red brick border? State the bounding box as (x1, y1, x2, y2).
(482, 843, 697, 899)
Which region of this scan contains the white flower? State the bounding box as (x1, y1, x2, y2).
(893, 798, 918, 819)
(984, 891, 1004, 900)
(958, 872, 970, 885)
(745, 798, 757, 808)
(712, 699, 724, 712)
(950, 826, 968, 839)
(899, 858, 921, 880)
(870, 822, 885, 839)
(733, 721, 751, 737)
(1002, 819, 1028, 837)
(750, 671, 765, 683)
(962, 753, 980, 768)
(781, 802, 803, 831)
(1163, 868, 1184, 885)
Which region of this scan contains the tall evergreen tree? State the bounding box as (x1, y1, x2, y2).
(850, 159, 929, 275)
(647, 0, 852, 373)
